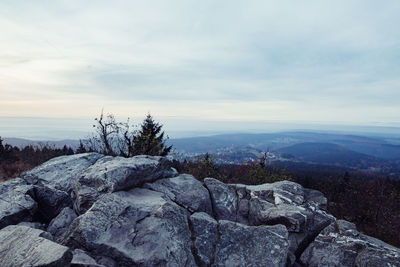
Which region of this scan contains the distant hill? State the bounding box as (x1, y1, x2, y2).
(170, 132, 400, 160)
(277, 142, 382, 168)
(3, 137, 80, 149)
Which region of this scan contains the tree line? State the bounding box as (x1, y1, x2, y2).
(0, 112, 171, 179)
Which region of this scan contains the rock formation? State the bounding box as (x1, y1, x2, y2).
(0, 153, 398, 266)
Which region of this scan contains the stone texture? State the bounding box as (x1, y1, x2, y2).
(71, 249, 105, 267)
(144, 174, 212, 215)
(47, 207, 77, 241)
(21, 153, 104, 193)
(204, 178, 238, 221)
(73, 155, 178, 214)
(0, 225, 72, 267)
(214, 220, 290, 267)
(300, 220, 400, 267)
(0, 178, 37, 229)
(62, 188, 196, 266)
(30, 185, 73, 223)
(17, 221, 46, 230)
(189, 212, 219, 266)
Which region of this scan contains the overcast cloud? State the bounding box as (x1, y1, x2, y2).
(1, 0, 400, 131)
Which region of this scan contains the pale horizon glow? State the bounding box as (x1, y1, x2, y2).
(1, 0, 400, 137)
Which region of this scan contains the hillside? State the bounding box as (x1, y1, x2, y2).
(277, 142, 383, 168)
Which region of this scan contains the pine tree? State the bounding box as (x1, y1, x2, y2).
(76, 140, 88, 154)
(133, 114, 172, 156)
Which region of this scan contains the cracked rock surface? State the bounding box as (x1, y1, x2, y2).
(0, 154, 399, 266)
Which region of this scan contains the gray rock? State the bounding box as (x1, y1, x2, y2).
(0, 225, 72, 267)
(204, 178, 238, 221)
(189, 212, 219, 266)
(144, 174, 212, 215)
(62, 188, 196, 266)
(30, 185, 73, 223)
(47, 207, 77, 240)
(214, 220, 289, 267)
(304, 188, 328, 210)
(0, 179, 37, 229)
(17, 221, 46, 230)
(73, 155, 178, 214)
(204, 178, 335, 260)
(72, 249, 105, 267)
(246, 180, 306, 206)
(21, 152, 104, 193)
(300, 220, 400, 267)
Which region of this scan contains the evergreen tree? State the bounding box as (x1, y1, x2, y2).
(76, 140, 88, 154)
(0, 137, 4, 158)
(133, 114, 172, 156)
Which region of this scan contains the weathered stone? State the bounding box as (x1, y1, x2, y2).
(17, 221, 46, 230)
(246, 180, 305, 206)
(304, 188, 328, 211)
(144, 174, 212, 215)
(21, 153, 104, 193)
(71, 249, 105, 267)
(0, 225, 72, 267)
(74, 155, 178, 214)
(204, 177, 238, 221)
(300, 220, 400, 267)
(264, 204, 310, 232)
(214, 220, 289, 267)
(0, 179, 37, 229)
(248, 197, 275, 225)
(62, 188, 195, 266)
(189, 212, 218, 266)
(30, 185, 73, 223)
(47, 207, 77, 240)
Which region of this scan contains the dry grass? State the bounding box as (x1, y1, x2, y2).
(0, 161, 34, 180)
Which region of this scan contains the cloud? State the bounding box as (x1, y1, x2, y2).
(0, 0, 399, 128)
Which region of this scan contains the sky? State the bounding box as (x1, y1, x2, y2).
(1, 0, 400, 139)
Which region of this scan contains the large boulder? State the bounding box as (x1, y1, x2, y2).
(29, 185, 73, 223)
(204, 177, 335, 259)
(47, 207, 77, 241)
(214, 220, 290, 267)
(144, 174, 212, 215)
(73, 155, 178, 214)
(0, 178, 37, 229)
(189, 212, 219, 266)
(62, 188, 195, 266)
(0, 225, 72, 267)
(21, 153, 104, 194)
(204, 178, 238, 221)
(300, 220, 400, 267)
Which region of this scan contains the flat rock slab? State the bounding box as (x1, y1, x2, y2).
(62, 188, 195, 266)
(21, 153, 104, 193)
(214, 221, 290, 267)
(300, 220, 400, 267)
(0, 179, 37, 229)
(0, 225, 72, 267)
(144, 174, 213, 215)
(74, 155, 178, 214)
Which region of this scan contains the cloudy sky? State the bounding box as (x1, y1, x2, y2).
(1, 0, 400, 138)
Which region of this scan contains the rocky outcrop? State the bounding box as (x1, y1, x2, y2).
(0, 154, 399, 267)
(0, 178, 37, 229)
(300, 220, 400, 266)
(21, 153, 104, 194)
(73, 155, 178, 214)
(0, 225, 72, 267)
